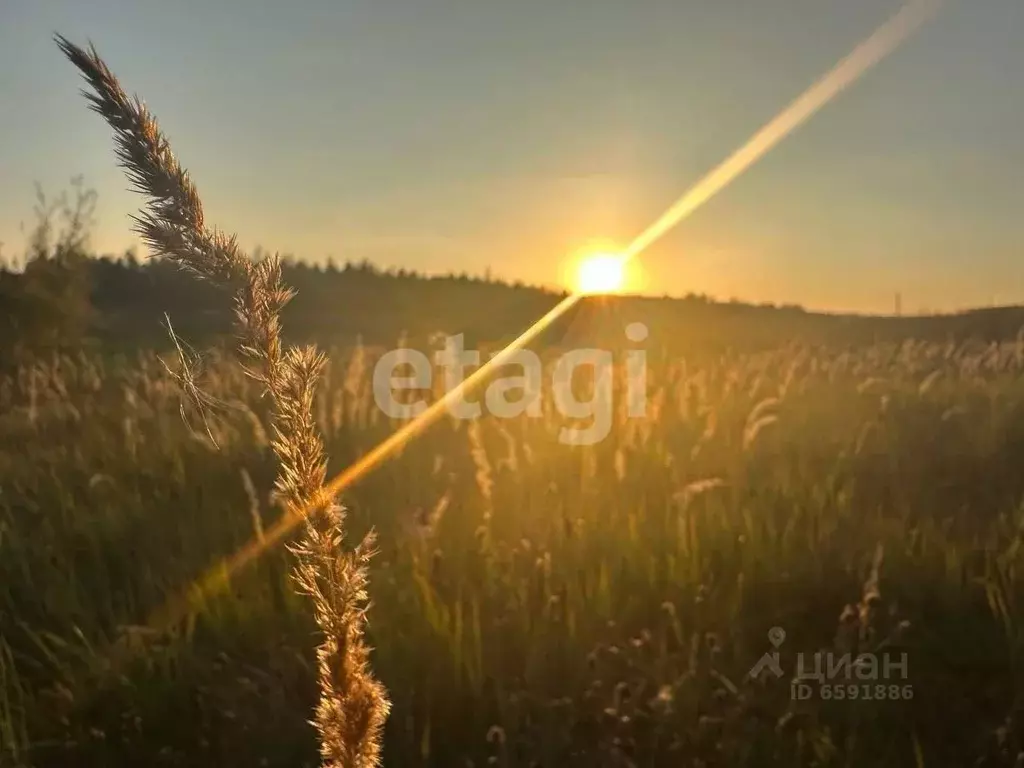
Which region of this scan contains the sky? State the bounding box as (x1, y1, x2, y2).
(0, 0, 1021, 314)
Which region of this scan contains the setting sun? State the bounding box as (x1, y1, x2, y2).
(575, 252, 626, 295)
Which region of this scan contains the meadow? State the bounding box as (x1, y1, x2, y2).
(3, 31, 1023, 768)
(3, 334, 1024, 766)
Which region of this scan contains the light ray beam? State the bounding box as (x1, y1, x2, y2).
(144, 0, 941, 637)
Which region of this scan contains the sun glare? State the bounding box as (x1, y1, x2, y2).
(575, 252, 626, 295)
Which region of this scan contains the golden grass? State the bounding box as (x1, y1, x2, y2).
(54, 36, 389, 766)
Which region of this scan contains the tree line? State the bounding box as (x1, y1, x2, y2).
(3, 183, 1024, 368)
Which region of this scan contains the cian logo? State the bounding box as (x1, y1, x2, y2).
(747, 626, 914, 701)
(747, 626, 786, 681)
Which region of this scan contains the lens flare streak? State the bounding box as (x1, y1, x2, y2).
(145, 0, 942, 636)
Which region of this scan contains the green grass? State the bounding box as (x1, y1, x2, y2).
(2, 338, 1024, 766)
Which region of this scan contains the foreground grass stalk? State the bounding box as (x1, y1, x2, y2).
(55, 35, 389, 766)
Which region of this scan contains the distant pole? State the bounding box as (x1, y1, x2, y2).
(895, 292, 902, 317)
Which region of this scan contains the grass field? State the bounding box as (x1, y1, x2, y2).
(3, 335, 1024, 766)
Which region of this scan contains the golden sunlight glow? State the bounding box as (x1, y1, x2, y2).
(138, 0, 942, 651)
(575, 252, 626, 295)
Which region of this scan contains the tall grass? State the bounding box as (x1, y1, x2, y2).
(52, 35, 388, 766)
(3, 337, 1024, 765)
(0, 28, 1020, 768)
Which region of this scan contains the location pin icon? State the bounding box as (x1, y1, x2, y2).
(768, 626, 786, 648)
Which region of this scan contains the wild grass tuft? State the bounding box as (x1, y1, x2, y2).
(54, 35, 389, 766)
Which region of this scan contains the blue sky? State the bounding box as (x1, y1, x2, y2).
(0, 0, 1021, 313)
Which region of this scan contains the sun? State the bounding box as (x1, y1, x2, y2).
(575, 252, 626, 295)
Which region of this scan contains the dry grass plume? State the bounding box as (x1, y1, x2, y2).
(55, 34, 390, 767)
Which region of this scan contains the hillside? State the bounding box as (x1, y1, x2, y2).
(4, 253, 1024, 356)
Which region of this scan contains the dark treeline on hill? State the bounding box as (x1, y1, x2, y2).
(4, 182, 1024, 363)
(5, 248, 1024, 362)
